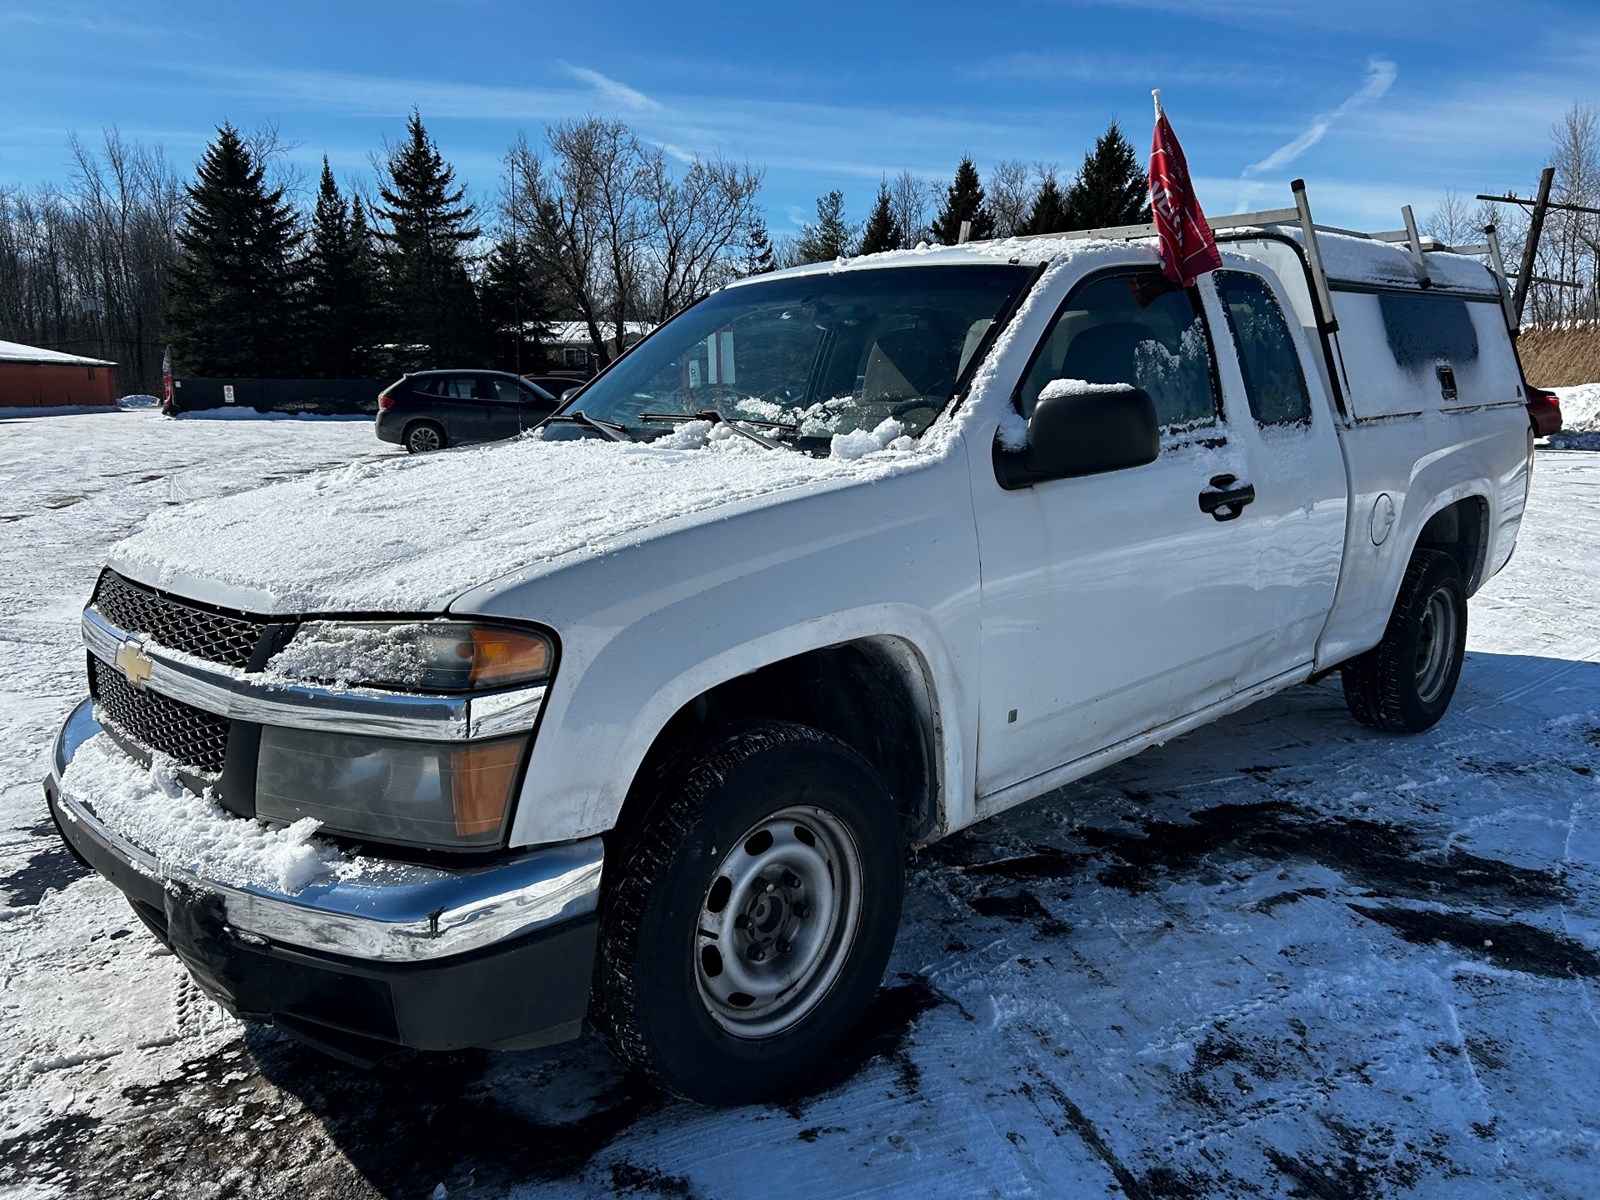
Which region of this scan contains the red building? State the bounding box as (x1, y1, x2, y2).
(0, 339, 117, 409)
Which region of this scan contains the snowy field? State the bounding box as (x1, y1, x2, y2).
(1, 408, 1598, 1199)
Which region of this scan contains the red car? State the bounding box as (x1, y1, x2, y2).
(1526, 386, 1563, 437)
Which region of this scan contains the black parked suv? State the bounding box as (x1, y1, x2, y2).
(376, 370, 562, 453)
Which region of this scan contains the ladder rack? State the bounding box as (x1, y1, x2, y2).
(989, 179, 1520, 334)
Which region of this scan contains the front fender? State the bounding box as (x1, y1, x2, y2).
(455, 451, 983, 847)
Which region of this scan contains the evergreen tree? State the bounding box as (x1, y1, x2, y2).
(375, 111, 482, 367)
(741, 217, 776, 275)
(858, 182, 903, 255)
(1062, 121, 1151, 231)
(932, 158, 995, 245)
(348, 194, 385, 364)
(794, 190, 857, 263)
(166, 123, 306, 377)
(479, 234, 554, 373)
(304, 159, 379, 377)
(1020, 173, 1070, 236)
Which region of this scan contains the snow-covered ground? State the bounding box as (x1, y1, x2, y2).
(1, 408, 1597, 1199)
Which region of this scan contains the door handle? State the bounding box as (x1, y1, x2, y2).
(1198, 473, 1256, 522)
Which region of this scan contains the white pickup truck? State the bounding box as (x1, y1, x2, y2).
(46, 187, 1543, 1104)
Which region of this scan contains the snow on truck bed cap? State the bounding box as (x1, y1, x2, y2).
(108, 428, 926, 615)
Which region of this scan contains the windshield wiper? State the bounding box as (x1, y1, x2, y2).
(639, 409, 796, 451)
(543, 409, 632, 442)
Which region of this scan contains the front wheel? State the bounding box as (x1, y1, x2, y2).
(1342, 549, 1467, 733)
(590, 721, 904, 1105)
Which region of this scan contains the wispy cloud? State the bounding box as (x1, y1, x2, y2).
(968, 50, 1293, 91)
(558, 63, 662, 113)
(1242, 56, 1396, 178)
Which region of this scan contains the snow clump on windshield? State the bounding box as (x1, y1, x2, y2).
(830, 417, 914, 460)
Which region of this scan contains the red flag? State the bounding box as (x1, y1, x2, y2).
(1148, 106, 1221, 288)
(161, 345, 173, 413)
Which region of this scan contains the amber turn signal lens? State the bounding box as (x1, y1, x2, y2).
(468, 627, 553, 687)
(449, 738, 526, 837)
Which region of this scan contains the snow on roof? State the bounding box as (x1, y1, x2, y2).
(747, 222, 1500, 297)
(0, 338, 116, 367)
(545, 320, 654, 345)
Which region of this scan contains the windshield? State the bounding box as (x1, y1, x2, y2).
(545, 264, 1031, 449)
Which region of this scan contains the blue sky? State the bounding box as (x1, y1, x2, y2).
(2, 0, 1597, 237)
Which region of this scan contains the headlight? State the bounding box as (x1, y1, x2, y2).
(256, 727, 525, 849)
(269, 620, 553, 693)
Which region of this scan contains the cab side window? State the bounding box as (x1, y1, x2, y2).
(1216, 271, 1313, 426)
(1018, 272, 1219, 433)
(491, 378, 524, 403)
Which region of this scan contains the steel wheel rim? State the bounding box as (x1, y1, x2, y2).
(693, 804, 864, 1039)
(1414, 588, 1457, 705)
(409, 427, 441, 451)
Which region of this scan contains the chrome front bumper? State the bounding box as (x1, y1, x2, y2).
(48, 698, 604, 965)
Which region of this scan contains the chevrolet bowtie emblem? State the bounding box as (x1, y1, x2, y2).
(115, 639, 154, 688)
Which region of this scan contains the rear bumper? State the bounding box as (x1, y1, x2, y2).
(374, 410, 404, 444)
(46, 699, 602, 1062)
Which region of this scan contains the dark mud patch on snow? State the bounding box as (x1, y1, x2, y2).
(1082, 801, 1572, 910)
(967, 888, 1072, 937)
(775, 976, 944, 1114)
(0, 1112, 105, 1195)
(1350, 904, 1600, 979)
(3, 843, 89, 907)
(1016, 1067, 1209, 1200)
(608, 1161, 699, 1196)
(1253, 886, 1328, 915)
(2, 1034, 664, 1198)
(245, 1033, 662, 1193)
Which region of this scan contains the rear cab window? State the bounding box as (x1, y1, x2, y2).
(1215, 271, 1313, 427)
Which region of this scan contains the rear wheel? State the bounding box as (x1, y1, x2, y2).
(1342, 549, 1467, 733)
(590, 721, 904, 1105)
(404, 421, 446, 453)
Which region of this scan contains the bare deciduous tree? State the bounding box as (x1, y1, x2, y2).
(1424, 189, 1475, 246)
(986, 159, 1034, 239)
(508, 118, 761, 364)
(0, 129, 180, 391)
(889, 169, 934, 247)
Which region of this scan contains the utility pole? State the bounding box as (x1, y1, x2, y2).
(1512, 168, 1554, 324)
(1477, 167, 1577, 324)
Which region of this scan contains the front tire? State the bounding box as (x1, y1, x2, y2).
(590, 721, 904, 1105)
(1342, 549, 1467, 733)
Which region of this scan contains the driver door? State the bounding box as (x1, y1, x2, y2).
(970, 266, 1273, 801)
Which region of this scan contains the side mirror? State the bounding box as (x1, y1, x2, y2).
(994, 384, 1160, 490)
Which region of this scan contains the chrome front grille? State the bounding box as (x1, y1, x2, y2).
(90, 571, 266, 669)
(89, 657, 230, 776)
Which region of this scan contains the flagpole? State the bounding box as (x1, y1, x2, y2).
(1152, 89, 1163, 120)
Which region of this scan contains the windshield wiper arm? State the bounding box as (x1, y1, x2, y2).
(638, 409, 795, 451)
(544, 409, 632, 442)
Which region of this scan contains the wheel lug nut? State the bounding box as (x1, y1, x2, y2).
(747, 946, 766, 962)
(794, 903, 810, 919)
(734, 914, 753, 932)
(776, 938, 792, 955)
(780, 870, 801, 889)
(764, 881, 777, 895)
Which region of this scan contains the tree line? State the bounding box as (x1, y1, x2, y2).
(786, 121, 1150, 262)
(0, 109, 1164, 393)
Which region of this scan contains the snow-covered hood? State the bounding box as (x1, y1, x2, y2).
(108, 426, 931, 615)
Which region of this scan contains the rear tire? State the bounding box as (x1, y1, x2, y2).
(1341, 549, 1467, 733)
(404, 421, 446, 453)
(590, 721, 904, 1105)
